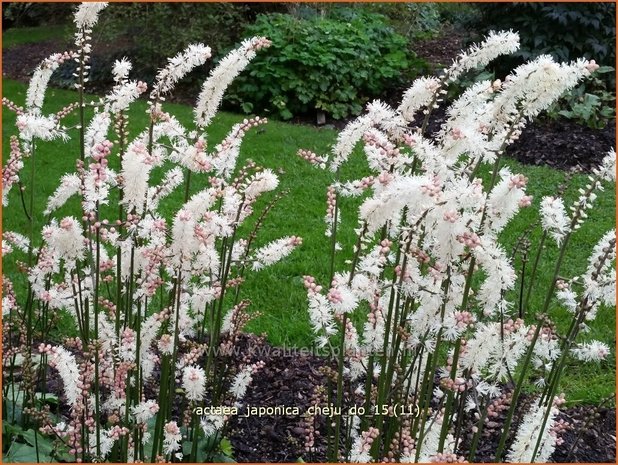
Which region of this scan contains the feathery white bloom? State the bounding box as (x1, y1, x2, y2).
(118, 327, 137, 362)
(557, 287, 578, 313)
(163, 421, 182, 455)
(473, 238, 516, 316)
(88, 428, 115, 460)
(182, 187, 218, 220)
(398, 76, 441, 122)
(475, 381, 502, 399)
(2, 296, 15, 317)
(138, 314, 163, 380)
(586, 229, 616, 277)
(540, 196, 570, 245)
(131, 400, 159, 424)
(459, 322, 500, 375)
(170, 142, 206, 172)
(485, 168, 527, 234)
(200, 414, 225, 438)
(417, 414, 454, 462)
(349, 274, 377, 303)
(362, 308, 385, 353)
(230, 366, 254, 399)
(492, 55, 594, 125)
(48, 346, 80, 406)
(349, 436, 372, 463)
(158, 335, 174, 356)
(152, 115, 187, 143)
(444, 80, 493, 128)
(170, 209, 200, 269)
(191, 286, 217, 315)
(120, 141, 157, 214)
(106, 81, 142, 113)
(45, 174, 82, 215)
(27, 53, 66, 111)
(74, 2, 108, 29)
(17, 113, 65, 141)
(194, 244, 221, 275)
(43, 217, 85, 267)
(211, 121, 266, 179)
(147, 167, 184, 211)
(572, 340, 611, 362)
(533, 334, 561, 369)
(330, 100, 402, 171)
(3, 231, 30, 255)
(112, 58, 132, 82)
(439, 81, 497, 164)
(507, 401, 558, 463)
(460, 320, 530, 381)
(594, 148, 616, 182)
(244, 169, 279, 199)
(84, 112, 111, 156)
(449, 30, 520, 81)
(580, 229, 616, 317)
(252, 236, 302, 271)
(329, 281, 359, 314)
(152, 43, 211, 98)
(2, 137, 25, 207)
(195, 37, 270, 127)
(359, 175, 428, 234)
(220, 305, 241, 335)
(307, 292, 336, 343)
(182, 365, 206, 401)
(215, 187, 240, 229)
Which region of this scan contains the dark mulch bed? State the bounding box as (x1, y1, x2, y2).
(8, 333, 615, 463)
(413, 25, 470, 71)
(416, 105, 616, 172)
(226, 335, 616, 463)
(506, 118, 616, 172)
(2, 39, 71, 82)
(552, 406, 617, 463)
(226, 334, 333, 462)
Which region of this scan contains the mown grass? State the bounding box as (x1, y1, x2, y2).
(2, 25, 70, 49)
(2, 77, 615, 404)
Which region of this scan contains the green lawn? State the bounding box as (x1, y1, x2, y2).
(2, 78, 615, 404)
(2, 25, 70, 48)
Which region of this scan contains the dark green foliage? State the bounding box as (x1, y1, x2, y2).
(2, 2, 73, 28)
(474, 3, 615, 67)
(547, 66, 616, 129)
(354, 3, 444, 40)
(227, 10, 424, 120)
(97, 3, 262, 84)
(472, 3, 616, 127)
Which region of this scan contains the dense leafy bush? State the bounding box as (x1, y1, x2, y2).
(473, 2, 616, 128)
(227, 11, 422, 120)
(98, 3, 276, 83)
(356, 3, 443, 40)
(471, 3, 616, 127)
(2, 2, 73, 28)
(547, 66, 615, 129)
(474, 3, 615, 66)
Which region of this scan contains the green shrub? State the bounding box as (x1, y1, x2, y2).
(227, 11, 424, 120)
(98, 3, 263, 83)
(473, 3, 615, 67)
(2, 2, 73, 28)
(471, 3, 616, 128)
(547, 66, 616, 129)
(354, 3, 443, 40)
